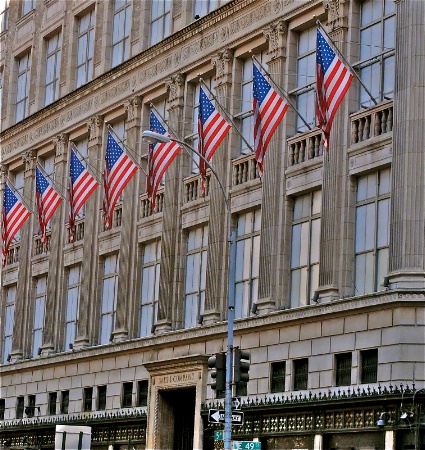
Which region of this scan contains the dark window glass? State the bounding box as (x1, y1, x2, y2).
(361, 349, 378, 383)
(16, 396, 24, 419)
(336, 353, 352, 386)
(122, 382, 133, 408)
(0, 399, 5, 420)
(61, 390, 69, 414)
(97, 386, 107, 411)
(137, 380, 148, 407)
(83, 387, 93, 412)
(235, 382, 247, 397)
(25, 395, 36, 417)
(271, 361, 286, 393)
(293, 358, 308, 391)
(216, 388, 225, 400)
(48, 392, 57, 415)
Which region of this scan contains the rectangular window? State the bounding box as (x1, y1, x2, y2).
(290, 190, 321, 308)
(140, 240, 161, 337)
(184, 226, 208, 328)
(100, 254, 119, 345)
(16, 396, 24, 419)
(336, 353, 352, 387)
(26, 395, 36, 418)
(361, 349, 378, 384)
(122, 382, 133, 408)
(0, 0, 9, 32)
(65, 266, 81, 350)
(112, 0, 131, 67)
(83, 387, 93, 412)
(45, 32, 62, 106)
(48, 392, 57, 415)
(234, 210, 261, 319)
(137, 380, 148, 407)
(194, 0, 227, 17)
(293, 27, 316, 132)
(293, 358, 308, 391)
(22, 0, 34, 16)
(97, 385, 107, 411)
(76, 10, 95, 88)
(3, 285, 16, 364)
(357, 0, 396, 107)
(61, 390, 69, 414)
(33, 276, 47, 358)
(16, 53, 31, 122)
(0, 399, 5, 420)
(271, 361, 286, 393)
(150, 0, 171, 46)
(355, 169, 390, 295)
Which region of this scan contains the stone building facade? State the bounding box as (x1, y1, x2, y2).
(0, 0, 424, 449)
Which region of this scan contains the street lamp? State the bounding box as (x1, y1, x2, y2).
(142, 130, 236, 450)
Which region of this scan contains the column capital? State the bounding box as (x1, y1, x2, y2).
(21, 150, 36, 172)
(323, 0, 349, 31)
(123, 95, 142, 125)
(211, 48, 233, 85)
(165, 73, 185, 109)
(52, 133, 68, 158)
(87, 114, 104, 143)
(263, 20, 288, 60)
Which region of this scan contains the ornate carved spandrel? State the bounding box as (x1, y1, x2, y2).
(263, 20, 288, 60)
(211, 48, 233, 85)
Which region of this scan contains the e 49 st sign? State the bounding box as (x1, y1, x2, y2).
(208, 409, 244, 425)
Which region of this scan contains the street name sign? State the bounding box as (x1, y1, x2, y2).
(232, 442, 261, 449)
(208, 409, 244, 425)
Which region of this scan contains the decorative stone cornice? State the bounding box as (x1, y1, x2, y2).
(263, 20, 288, 60)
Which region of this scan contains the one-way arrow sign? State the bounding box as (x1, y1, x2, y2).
(208, 409, 244, 425)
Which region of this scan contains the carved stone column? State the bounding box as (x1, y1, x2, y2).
(316, 0, 351, 302)
(113, 96, 142, 342)
(202, 49, 233, 325)
(41, 134, 68, 355)
(74, 115, 103, 349)
(256, 21, 287, 315)
(388, 0, 425, 288)
(155, 74, 185, 334)
(11, 151, 36, 361)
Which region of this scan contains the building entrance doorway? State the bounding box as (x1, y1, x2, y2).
(159, 387, 196, 450)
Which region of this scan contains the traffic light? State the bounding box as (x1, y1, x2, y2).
(208, 352, 226, 391)
(234, 348, 250, 384)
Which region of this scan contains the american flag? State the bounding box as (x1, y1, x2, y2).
(198, 87, 231, 194)
(253, 63, 288, 176)
(147, 111, 181, 208)
(36, 166, 62, 244)
(1, 183, 31, 266)
(316, 28, 353, 150)
(68, 146, 99, 242)
(102, 131, 138, 229)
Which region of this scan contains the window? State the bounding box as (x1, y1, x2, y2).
(293, 27, 316, 133)
(361, 349, 378, 384)
(0, 399, 5, 420)
(45, 32, 62, 105)
(60, 390, 69, 414)
(76, 10, 95, 87)
(290, 191, 321, 308)
(271, 361, 286, 393)
(336, 353, 352, 386)
(122, 382, 133, 408)
(356, 0, 395, 107)
(150, 0, 171, 46)
(97, 385, 107, 410)
(48, 392, 57, 415)
(140, 240, 161, 337)
(16, 396, 24, 419)
(194, 0, 227, 17)
(234, 210, 261, 319)
(355, 168, 390, 295)
(184, 226, 208, 328)
(3, 285, 16, 364)
(16, 53, 31, 122)
(26, 395, 36, 417)
(137, 380, 148, 407)
(65, 266, 81, 350)
(0, 0, 9, 32)
(33, 276, 47, 358)
(112, 0, 131, 67)
(83, 387, 93, 412)
(293, 358, 308, 391)
(100, 254, 119, 345)
(22, 0, 34, 16)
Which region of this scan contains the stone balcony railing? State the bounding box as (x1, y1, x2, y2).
(66, 218, 85, 244)
(287, 129, 324, 167)
(350, 101, 393, 145)
(140, 189, 165, 218)
(5, 243, 20, 265)
(183, 173, 210, 203)
(33, 233, 52, 256)
(102, 205, 123, 231)
(232, 153, 260, 186)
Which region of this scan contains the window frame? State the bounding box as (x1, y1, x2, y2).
(83, 387, 93, 412)
(137, 380, 149, 407)
(293, 358, 308, 391)
(100, 254, 119, 345)
(65, 265, 81, 350)
(150, 0, 171, 46)
(270, 361, 286, 393)
(76, 9, 95, 88)
(111, 0, 132, 68)
(44, 32, 62, 106)
(335, 352, 352, 387)
(60, 390, 69, 414)
(122, 382, 133, 408)
(48, 392, 57, 415)
(361, 348, 378, 384)
(15, 52, 31, 122)
(33, 276, 48, 358)
(2, 285, 16, 364)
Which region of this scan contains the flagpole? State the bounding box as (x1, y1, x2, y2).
(316, 20, 378, 106)
(199, 78, 255, 153)
(252, 56, 312, 131)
